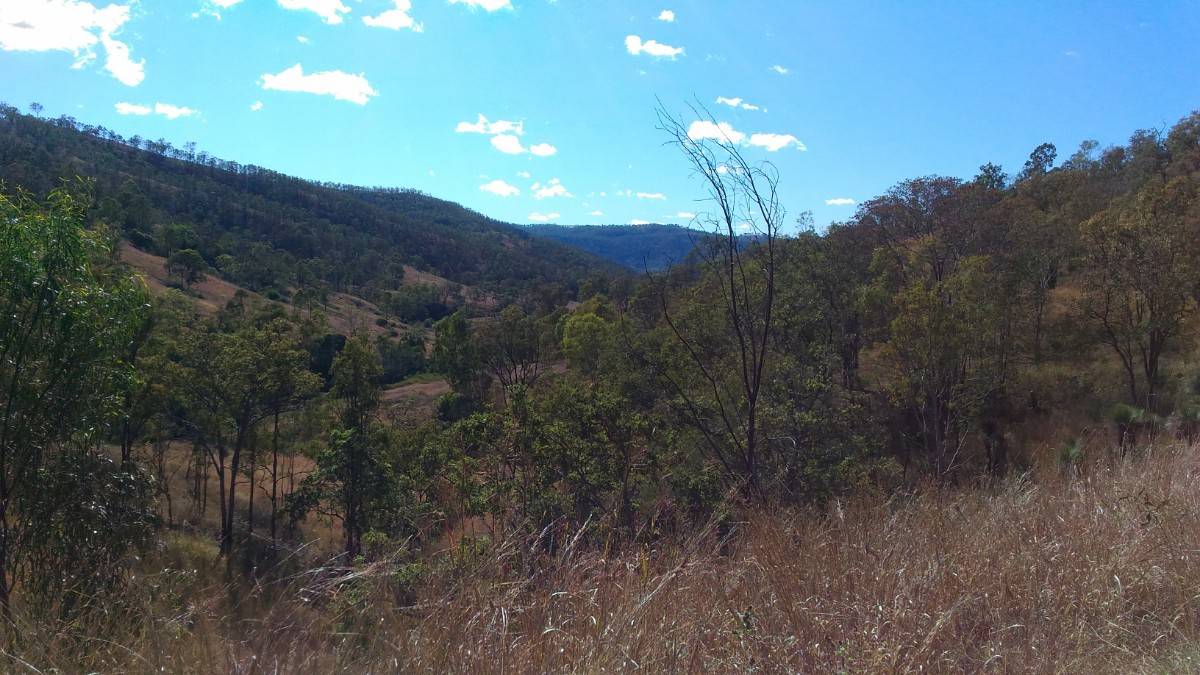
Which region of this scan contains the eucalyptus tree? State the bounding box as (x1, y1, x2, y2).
(1080, 176, 1200, 410)
(650, 105, 785, 498)
(0, 189, 153, 614)
(176, 315, 319, 555)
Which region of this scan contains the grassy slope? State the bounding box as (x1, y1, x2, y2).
(14, 441, 1200, 672)
(0, 109, 619, 294)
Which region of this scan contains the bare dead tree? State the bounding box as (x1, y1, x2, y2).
(645, 103, 785, 498)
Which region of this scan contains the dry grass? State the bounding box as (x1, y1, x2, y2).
(9, 442, 1200, 673)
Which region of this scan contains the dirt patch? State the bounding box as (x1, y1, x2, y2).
(120, 242, 261, 314)
(381, 377, 451, 417)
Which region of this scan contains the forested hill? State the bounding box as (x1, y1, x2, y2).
(523, 222, 759, 270)
(0, 105, 618, 301)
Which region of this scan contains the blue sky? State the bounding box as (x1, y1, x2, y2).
(2, 1, 1200, 231)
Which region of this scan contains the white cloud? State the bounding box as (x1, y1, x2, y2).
(657, 9, 675, 22)
(297, 35, 310, 43)
(629, 219, 652, 225)
(114, 101, 150, 116)
(115, 101, 199, 119)
(363, 0, 422, 31)
(676, 211, 696, 219)
(625, 35, 684, 59)
(687, 120, 745, 144)
(449, 0, 512, 11)
(99, 30, 143, 85)
(589, 210, 604, 216)
(688, 121, 805, 153)
(529, 212, 560, 222)
(461, 118, 554, 157)
(277, 0, 350, 24)
(480, 179, 520, 197)
(825, 197, 855, 206)
(456, 113, 524, 135)
(716, 96, 760, 111)
(250, 100, 264, 111)
(155, 102, 198, 119)
(748, 132, 805, 152)
(260, 63, 377, 104)
(0, 0, 144, 86)
(532, 178, 572, 200)
(516, 170, 531, 179)
(491, 134, 525, 154)
(770, 64, 789, 75)
(637, 192, 666, 200)
(196, 0, 244, 19)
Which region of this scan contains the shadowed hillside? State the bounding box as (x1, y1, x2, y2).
(0, 105, 619, 304)
(524, 222, 760, 270)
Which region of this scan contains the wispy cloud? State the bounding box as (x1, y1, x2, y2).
(625, 35, 684, 59)
(250, 100, 263, 111)
(260, 64, 378, 104)
(480, 179, 520, 197)
(716, 96, 761, 111)
(456, 114, 524, 135)
(115, 101, 199, 119)
(277, 0, 351, 24)
(529, 211, 561, 222)
(491, 134, 525, 154)
(363, 0, 422, 32)
(657, 9, 675, 22)
(637, 192, 667, 200)
(748, 132, 805, 152)
(769, 64, 789, 75)
(825, 197, 855, 206)
(687, 120, 745, 144)
(450, 0, 512, 11)
(458, 114, 556, 157)
(532, 178, 572, 200)
(688, 121, 805, 152)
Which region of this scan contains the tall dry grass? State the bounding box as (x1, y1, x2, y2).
(8, 442, 1200, 673)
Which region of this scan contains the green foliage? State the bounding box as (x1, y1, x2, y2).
(165, 247, 208, 289)
(377, 332, 427, 385)
(0, 188, 154, 610)
(0, 106, 618, 299)
(291, 335, 436, 556)
(173, 312, 321, 553)
(1058, 439, 1084, 467)
(382, 283, 456, 323)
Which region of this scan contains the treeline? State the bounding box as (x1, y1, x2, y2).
(0, 103, 616, 309)
(1, 106, 1199, 632)
(523, 222, 756, 270)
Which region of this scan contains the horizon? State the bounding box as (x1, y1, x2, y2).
(3, 1, 1200, 232)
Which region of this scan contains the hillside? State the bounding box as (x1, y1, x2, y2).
(0, 105, 618, 304)
(523, 222, 763, 271)
(523, 222, 710, 270)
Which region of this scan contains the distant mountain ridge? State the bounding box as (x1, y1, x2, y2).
(523, 223, 759, 271)
(0, 104, 618, 304)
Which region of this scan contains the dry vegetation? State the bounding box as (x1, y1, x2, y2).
(11, 441, 1200, 673)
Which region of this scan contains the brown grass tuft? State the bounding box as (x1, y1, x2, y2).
(9, 443, 1200, 673)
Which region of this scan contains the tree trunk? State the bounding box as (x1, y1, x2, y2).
(271, 411, 280, 544)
